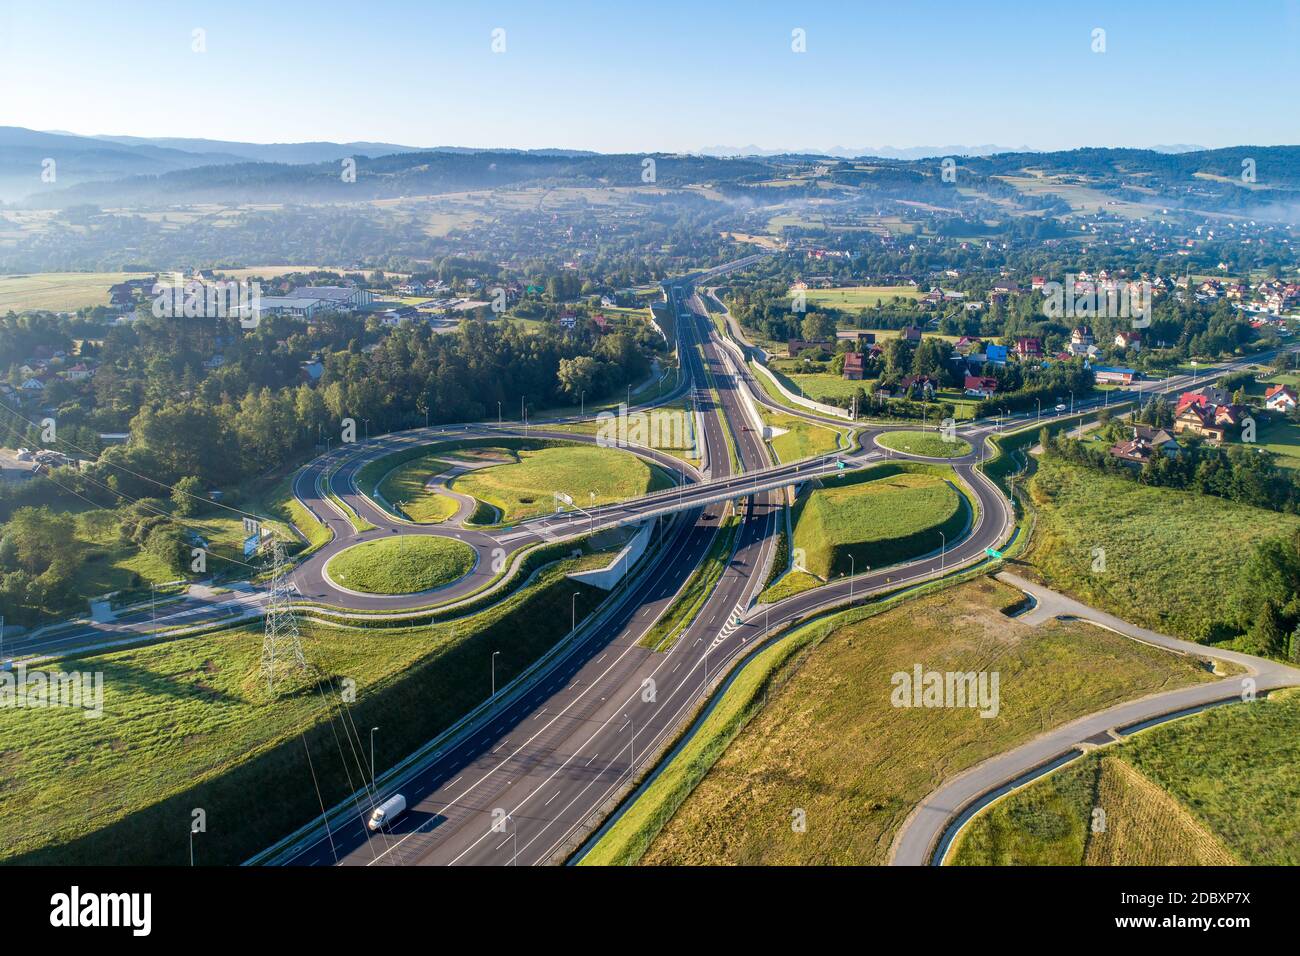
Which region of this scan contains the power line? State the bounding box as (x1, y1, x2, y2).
(32, 463, 265, 572)
(0, 395, 282, 524)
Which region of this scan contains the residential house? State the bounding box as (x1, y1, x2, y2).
(900, 375, 938, 398)
(836, 330, 876, 343)
(1133, 424, 1181, 456)
(1178, 386, 1230, 410)
(787, 339, 831, 357)
(842, 352, 866, 380)
(984, 344, 1008, 365)
(963, 375, 998, 398)
(1114, 330, 1142, 351)
(901, 326, 923, 342)
(1015, 337, 1042, 359)
(61, 363, 93, 381)
(1174, 402, 1226, 442)
(1265, 383, 1298, 412)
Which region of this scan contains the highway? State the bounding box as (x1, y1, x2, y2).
(274, 277, 787, 865)
(6, 249, 1294, 868)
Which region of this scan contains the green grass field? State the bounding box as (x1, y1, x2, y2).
(594, 577, 1214, 865)
(760, 407, 847, 463)
(1026, 457, 1300, 642)
(949, 753, 1238, 866)
(0, 560, 609, 865)
(761, 465, 966, 602)
(541, 396, 700, 465)
(376, 455, 460, 522)
(1255, 416, 1300, 471)
(951, 690, 1300, 865)
(325, 536, 475, 594)
(796, 286, 922, 311)
(779, 368, 865, 403)
(877, 430, 972, 459)
(454, 443, 672, 523)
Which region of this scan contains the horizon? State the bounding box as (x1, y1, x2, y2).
(4, 0, 1299, 154)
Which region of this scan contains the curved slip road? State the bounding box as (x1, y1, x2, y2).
(890, 570, 1300, 866)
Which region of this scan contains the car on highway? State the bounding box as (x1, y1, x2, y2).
(1054, 403, 1067, 413)
(367, 794, 407, 831)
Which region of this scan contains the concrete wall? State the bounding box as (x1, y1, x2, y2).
(568, 520, 654, 590)
(750, 360, 853, 420)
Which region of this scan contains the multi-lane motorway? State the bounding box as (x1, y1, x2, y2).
(9, 253, 1295, 866)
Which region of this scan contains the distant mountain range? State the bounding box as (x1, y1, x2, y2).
(2, 127, 1292, 217)
(694, 143, 1207, 160)
(0, 127, 599, 203)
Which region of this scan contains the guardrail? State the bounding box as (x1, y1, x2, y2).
(246, 510, 690, 866)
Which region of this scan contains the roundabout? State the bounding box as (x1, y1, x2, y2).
(323, 535, 477, 596)
(876, 429, 973, 459)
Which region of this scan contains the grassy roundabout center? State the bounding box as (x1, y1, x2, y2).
(325, 535, 476, 595)
(877, 429, 972, 459)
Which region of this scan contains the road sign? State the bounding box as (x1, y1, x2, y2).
(242, 516, 260, 536)
(985, 547, 1003, 559)
(836, 459, 846, 470)
(243, 533, 261, 558)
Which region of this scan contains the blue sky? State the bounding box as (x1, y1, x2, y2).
(3, 0, 1298, 153)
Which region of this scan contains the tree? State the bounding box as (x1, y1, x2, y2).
(1243, 599, 1287, 659)
(171, 476, 205, 517)
(556, 355, 599, 398)
(143, 524, 188, 575)
(800, 312, 836, 343)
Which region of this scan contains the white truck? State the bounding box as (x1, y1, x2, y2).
(367, 794, 407, 831)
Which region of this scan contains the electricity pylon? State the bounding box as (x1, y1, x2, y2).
(259, 539, 307, 694)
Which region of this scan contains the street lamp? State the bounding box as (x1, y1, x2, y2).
(497, 401, 502, 426)
(848, 553, 855, 604)
(363, 418, 370, 442)
(939, 530, 946, 570)
(580, 390, 585, 417)
(370, 727, 379, 786)
(491, 650, 501, 697)
(571, 592, 580, 635)
(624, 713, 637, 776)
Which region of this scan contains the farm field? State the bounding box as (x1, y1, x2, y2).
(1025, 457, 1300, 642)
(951, 690, 1300, 865)
(0, 270, 153, 312)
(614, 577, 1214, 865)
(0, 561, 607, 865)
(453, 442, 672, 523)
(0, 266, 338, 313)
(877, 429, 972, 459)
(324, 536, 475, 594)
(797, 285, 923, 310)
(761, 463, 967, 601)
